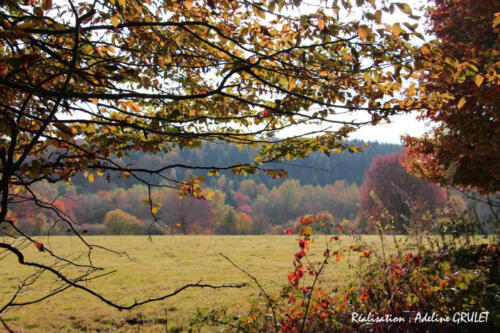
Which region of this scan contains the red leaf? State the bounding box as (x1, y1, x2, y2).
(295, 251, 305, 261)
(33, 241, 44, 252)
(336, 225, 342, 231)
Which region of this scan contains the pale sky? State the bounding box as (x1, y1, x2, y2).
(348, 113, 430, 144)
(277, 1, 431, 144)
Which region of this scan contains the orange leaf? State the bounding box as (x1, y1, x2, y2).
(318, 17, 325, 31)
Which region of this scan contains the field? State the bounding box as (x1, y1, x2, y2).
(1, 235, 406, 332)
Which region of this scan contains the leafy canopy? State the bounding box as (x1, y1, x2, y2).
(0, 0, 418, 315)
(1, 0, 415, 201)
(402, 0, 500, 194)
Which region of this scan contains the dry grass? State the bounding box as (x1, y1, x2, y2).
(1, 234, 399, 332)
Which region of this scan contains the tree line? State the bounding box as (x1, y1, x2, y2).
(12, 149, 480, 236)
(68, 139, 402, 192)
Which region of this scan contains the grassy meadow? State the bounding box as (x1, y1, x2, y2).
(1, 235, 408, 332)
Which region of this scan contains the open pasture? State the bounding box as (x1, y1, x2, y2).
(1, 235, 404, 332)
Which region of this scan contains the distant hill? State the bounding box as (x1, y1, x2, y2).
(71, 140, 402, 193)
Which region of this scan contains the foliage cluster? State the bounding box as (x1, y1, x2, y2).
(194, 202, 500, 332)
(6, 177, 360, 235)
(358, 153, 447, 233)
(67, 140, 402, 193)
(403, 0, 500, 194)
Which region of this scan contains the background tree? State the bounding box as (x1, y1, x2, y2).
(214, 208, 238, 235)
(358, 153, 447, 233)
(103, 209, 143, 235)
(0, 0, 416, 316)
(402, 0, 500, 194)
(152, 187, 214, 234)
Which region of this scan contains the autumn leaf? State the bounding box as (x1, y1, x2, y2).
(395, 2, 412, 15)
(33, 241, 44, 252)
(392, 23, 401, 37)
(42, 0, 52, 11)
(318, 17, 326, 31)
(475, 74, 484, 87)
(457, 96, 466, 109)
(374, 10, 382, 24)
(0, 62, 7, 78)
(54, 122, 75, 136)
(127, 101, 140, 112)
(358, 26, 370, 41)
(184, 0, 193, 10)
(302, 225, 312, 237)
(111, 16, 120, 28)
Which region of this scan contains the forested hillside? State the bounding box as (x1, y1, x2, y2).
(71, 140, 402, 193)
(10, 140, 405, 236)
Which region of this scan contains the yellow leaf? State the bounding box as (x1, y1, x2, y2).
(118, 0, 126, 6)
(302, 226, 312, 237)
(152, 206, 158, 214)
(457, 96, 466, 109)
(205, 191, 214, 200)
(421, 44, 431, 55)
(392, 23, 401, 37)
(253, 6, 266, 19)
(91, 98, 99, 104)
(111, 16, 120, 28)
(88, 173, 95, 182)
(123, 172, 131, 180)
(127, 101, 140, 112)
(184, 0, 193, 10)
(494, 15, 500, 28)
(358, 26, 370, 41)
(475, 74, 484, 87)
(97, 170, 104, 177)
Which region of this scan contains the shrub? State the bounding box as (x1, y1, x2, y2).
(103, 209, 144, 235)
(194, 203, 500, 332)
